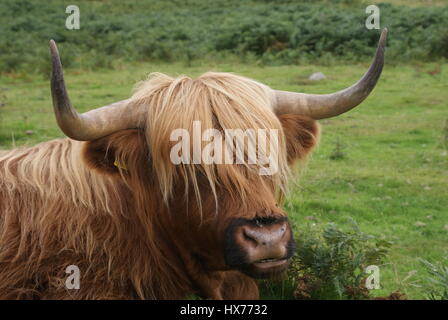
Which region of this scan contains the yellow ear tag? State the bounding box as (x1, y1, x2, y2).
(113, 159, 127, 170)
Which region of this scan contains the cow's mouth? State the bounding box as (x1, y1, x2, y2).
(237, 257, 290, 279)
(253, 258, 288, 269)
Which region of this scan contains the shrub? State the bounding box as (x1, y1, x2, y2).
(420, 259, 448, 300)
(1, 0, 447, 73)
(260, 220, 392, 299)
(329, 137, 347, 160)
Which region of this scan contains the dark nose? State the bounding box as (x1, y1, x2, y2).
(235, 219, 291, 263)
(243, 222, 286, 247)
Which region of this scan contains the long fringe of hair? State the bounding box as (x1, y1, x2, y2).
(129, 72, 290, 212)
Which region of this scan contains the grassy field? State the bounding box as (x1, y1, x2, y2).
(1, 56, 446, 299)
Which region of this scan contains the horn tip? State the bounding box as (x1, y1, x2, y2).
(380, 28, 388, 45)
(49, 40, 59, 58)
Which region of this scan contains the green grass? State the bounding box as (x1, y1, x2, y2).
(0, 58, 447, 299)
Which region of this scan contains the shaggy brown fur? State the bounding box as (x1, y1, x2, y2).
(0, 72, 319, 299)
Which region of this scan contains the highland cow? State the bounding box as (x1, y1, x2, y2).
(0, 30, 387, 299)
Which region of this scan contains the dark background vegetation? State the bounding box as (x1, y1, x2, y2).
(1, 0, 447, 73)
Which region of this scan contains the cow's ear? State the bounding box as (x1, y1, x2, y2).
(278, 114, 320, 165)
(82, 129, 149, 175)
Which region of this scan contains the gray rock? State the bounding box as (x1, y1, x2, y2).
(414, 221, 426, 227)
(308, 72, 326, 81)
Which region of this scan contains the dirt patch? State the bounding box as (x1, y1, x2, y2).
(373, 291, 407, 300)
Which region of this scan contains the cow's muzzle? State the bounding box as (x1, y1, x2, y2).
(224, 217, 295, 279)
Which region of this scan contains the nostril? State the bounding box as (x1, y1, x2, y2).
(240, 221, 289, 248)
(242, 226, 271, 247)
(280, 225, 287, 237)
(242, 227, 259, 246)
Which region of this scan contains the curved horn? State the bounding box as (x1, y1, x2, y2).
(49, 40, 143, 141)
(274, 28, 387, 119)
